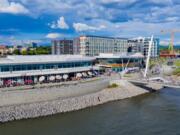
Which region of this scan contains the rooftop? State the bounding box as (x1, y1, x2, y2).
(0, 55, 95, 65)
(0, 46, 7, 49)
(96, 53, 144, 59)
(80, 35, 128, 40)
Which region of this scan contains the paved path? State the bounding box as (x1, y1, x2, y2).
(0, 77, 110, 107)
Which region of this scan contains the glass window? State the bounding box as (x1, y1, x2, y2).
(0, 61, 92, 72)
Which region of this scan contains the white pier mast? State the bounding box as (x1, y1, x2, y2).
(144, 35, 154, 78)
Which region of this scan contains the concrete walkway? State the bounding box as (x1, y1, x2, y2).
(0, 78, 109, 107)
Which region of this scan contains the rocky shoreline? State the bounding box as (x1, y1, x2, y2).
(0, 79, 149, 123)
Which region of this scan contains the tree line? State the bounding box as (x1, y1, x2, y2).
(13, 47, 51, 55)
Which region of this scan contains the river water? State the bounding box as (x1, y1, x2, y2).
(0, 88, 180, 135)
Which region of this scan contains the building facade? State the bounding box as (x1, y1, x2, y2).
(0, 55, 95, 87)
(131, 37, 160, 58)
(73, 37, 80, 54)
(52, 40, 73, 55)
(127, 40, 144, 54)
(96, 53, 144, 72)
(0, 46, 9, 57)
(77, 35, 128, 56)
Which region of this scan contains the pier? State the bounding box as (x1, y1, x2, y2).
(128, 78, 180, 90)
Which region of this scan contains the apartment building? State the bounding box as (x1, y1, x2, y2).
(76, 35, 128, 56)
(52, 40, 73, 55)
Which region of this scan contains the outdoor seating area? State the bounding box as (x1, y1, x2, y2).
(0, 71, 100, 88)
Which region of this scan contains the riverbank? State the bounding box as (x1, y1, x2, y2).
(0, 77, 110, 107)
(0, 78, 149, 123)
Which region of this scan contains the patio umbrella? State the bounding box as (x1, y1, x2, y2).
(63, 74, 69, 80)
(76, 73, 82, 78)
(82, 72, 87, 77)
(88, 71, 93, 76)
(56, 75, 62, 80)
(49, 76, 55, 81)
(39, 76, 45, 82)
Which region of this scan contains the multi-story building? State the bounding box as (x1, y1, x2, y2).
(0, 46, 9, 57)
(73, 37, 80, 54)
(131, 37, 160, 58)
(76, 35, 128, 56)
(30, 42, 38, 48)
(52, 36, 159, 57)
(127, 40, 144, 54)
(52, 40, 73, 55)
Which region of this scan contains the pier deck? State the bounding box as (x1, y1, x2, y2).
(128, 79, 180, 89)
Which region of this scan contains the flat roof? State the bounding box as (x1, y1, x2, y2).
(96, 53, 144, 59)
(0, 55, 95, 65)
(80, 35, 128, 40)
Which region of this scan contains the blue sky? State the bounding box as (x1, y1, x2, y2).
(0, 0, 180, 45)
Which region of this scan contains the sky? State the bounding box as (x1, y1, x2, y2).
(0, 0, 180, 45)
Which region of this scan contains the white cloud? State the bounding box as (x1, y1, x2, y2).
(99, 24, 107, 29)
(165, 17, 179, 22)
(149, 0, 173, 5)
(50, 16, 69, 29)
(73, 22, 106, 32)
(46, 33, 62, 39)
(100, 0, 137, 4)
(20, 0, 73, 16)
(85, 18, 180, 41)
(0, 0, 29, 14)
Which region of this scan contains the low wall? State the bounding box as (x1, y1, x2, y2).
(0, 80, 149, 123)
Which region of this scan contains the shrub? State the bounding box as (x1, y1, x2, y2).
(108, 83, 119, 88)
(173, 68, 180, 76)
(175, 60, 180, 67)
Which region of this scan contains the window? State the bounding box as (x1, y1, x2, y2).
(0, 61, 92, 72)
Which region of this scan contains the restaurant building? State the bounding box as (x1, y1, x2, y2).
(0, 55, 95, 87)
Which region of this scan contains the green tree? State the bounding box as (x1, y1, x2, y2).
(21, 50, 27, 55)
(36, 47, 51, 55)
(13, 49, 21, 55)
(28, 49, 36, 55)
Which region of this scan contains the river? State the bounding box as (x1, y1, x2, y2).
(0, 88, 180, 135)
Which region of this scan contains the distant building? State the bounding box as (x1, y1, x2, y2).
(132, 37, 160, 58)
(31, 42, 38, 48)
(76, 35, 128, 56)
(0, 46, 8, 57)
(15, 45, 23, 50)
(52, 40, 73, 55)
(14, 45, 28, 53)
(6, 46, 14, 55)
